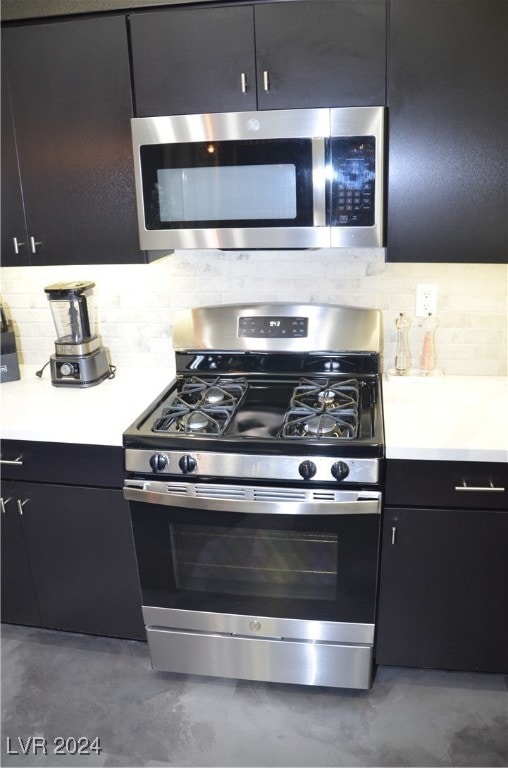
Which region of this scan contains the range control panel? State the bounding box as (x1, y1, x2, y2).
(238, 316, 308, 338)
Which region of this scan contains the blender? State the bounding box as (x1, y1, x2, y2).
(44, 281, 111, 387)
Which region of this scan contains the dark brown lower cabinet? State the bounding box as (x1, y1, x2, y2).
(1, 480, 42, 627)
(0, 441, 145, 640)
(376, 461, 508, 673)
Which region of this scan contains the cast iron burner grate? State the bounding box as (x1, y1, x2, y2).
(281, 378, 359, 439)
(152, 376, 248, 435)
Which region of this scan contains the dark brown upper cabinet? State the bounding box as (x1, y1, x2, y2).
(386, 0, 507, 263)
(129, 1, 387, 117)
(1, 16, 145, 266)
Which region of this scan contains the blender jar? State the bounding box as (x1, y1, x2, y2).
(45, 281, 95, 344)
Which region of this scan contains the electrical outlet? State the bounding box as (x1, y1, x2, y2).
(415, 284, 437, 317)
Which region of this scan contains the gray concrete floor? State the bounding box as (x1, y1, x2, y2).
(1, 623, 507, 768)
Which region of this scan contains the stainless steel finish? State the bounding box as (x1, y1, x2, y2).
(124, 480, 381, 516)
(146, 627, 373, 689)
(391, 526, 397, 545)
(330, 106, 385, 248)
(54, 335, 101, 357)
(133, 108, 330, 145)
(240, 72, 248, 93)
(142, 606, 375, 644)
(29, 236, 42, 253)
(13, 237, 25, 254)
(1, 497, 12, 514)
(263, 70, 270, 92)
(131, 107, 330, 251)
(49, 346, 110, 387)
(125, 448, 380, 484)
(131, 107, 385, 250)
(172, 302, 382, 353)
(0, 456, 23, 466)
(312, 138, 327, 227)
(16, 499, 28, 515)
(455, 482, 505, 492)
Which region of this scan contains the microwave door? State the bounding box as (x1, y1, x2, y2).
(131, 110, 331, 250)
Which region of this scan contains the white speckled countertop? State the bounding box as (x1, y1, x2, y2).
(0, 364, 175, 447)
(1, 366, 507, 463)
(382, 374, 508, 463)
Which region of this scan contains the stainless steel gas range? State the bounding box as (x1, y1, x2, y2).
(123, 302, 384, 690)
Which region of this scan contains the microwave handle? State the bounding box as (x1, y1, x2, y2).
(312, 137, 327, 227)
(263, 70, 270, 93)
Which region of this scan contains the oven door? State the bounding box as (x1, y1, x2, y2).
(125, 480, 381, 689)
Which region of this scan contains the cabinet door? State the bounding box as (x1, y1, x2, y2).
(255, 0, 386, 110)
(1, 66, 29, 266)
(2, 17, 142, 266)
(0, 482, 41, 626)
(387, 0, 507, 263)
(17, 482, 145, 640)
(376, 507, 508, 673)
(130, 6, 257, 116)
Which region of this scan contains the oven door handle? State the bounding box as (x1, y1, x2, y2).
(123, 485, 381, 516)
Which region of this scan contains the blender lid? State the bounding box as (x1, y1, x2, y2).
(44, 281, 95, 298)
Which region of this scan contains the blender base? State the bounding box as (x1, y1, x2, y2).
(49, 346, 112, 387)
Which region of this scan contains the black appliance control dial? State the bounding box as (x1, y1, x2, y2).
(150, 453, 168, 472)
(298, 460, 317, 481)
(331, 461, 350, 481)
(179, 455, 197, 474)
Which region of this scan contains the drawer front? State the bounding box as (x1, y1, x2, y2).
(386, 460, 507, 510)
(0, 440, 124, 488)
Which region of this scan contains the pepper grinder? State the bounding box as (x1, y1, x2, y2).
(394, 313, 412, 375)
(419, 314, 439, 376)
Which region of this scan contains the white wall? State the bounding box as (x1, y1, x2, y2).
(1, 248, 506, 375)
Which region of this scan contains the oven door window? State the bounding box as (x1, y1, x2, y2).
(139, 139, 314, 229)
(172, 524, 337, 601)
(131, 504, 379, 625)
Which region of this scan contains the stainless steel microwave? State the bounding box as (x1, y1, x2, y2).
(131, 107, 385, 250)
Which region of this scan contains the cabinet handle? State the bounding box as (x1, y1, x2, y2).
(30, 236, 42, 253)
(13, 237, 26, 254)
(1, 497, 12, 514)
(0, 456, 24, 466)
(240, 72, 248, 93)
(263, 70, 270, 93)
(454, 481, 505, 492)
(391, 526, 397, 545)
(17, 499, 29, 516)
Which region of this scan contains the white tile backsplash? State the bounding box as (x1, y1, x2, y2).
(1, 249, 506, 375)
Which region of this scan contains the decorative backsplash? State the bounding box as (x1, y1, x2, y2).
(1, 249, 506, 376)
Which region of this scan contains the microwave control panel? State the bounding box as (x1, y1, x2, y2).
(329, 136, 376, 227)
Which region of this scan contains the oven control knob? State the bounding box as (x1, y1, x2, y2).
(298, 460, 317, 481)
(149, 453, 168, 472)
(331, 461, 350, 481)
(179, 454, 197, 474)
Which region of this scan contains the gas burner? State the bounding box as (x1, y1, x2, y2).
(292, 378, 359, 412)
(317, 389, 338, 407)
(285, 411, 358, 439)
(281, 378, 359, 439)
(152, 376, 248, 435)
(204, 386, 228, 404)
(175, 408, 233, 434)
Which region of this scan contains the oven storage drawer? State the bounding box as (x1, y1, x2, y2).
(385, 460, 507, 510)
(146, 627, 373, 690)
